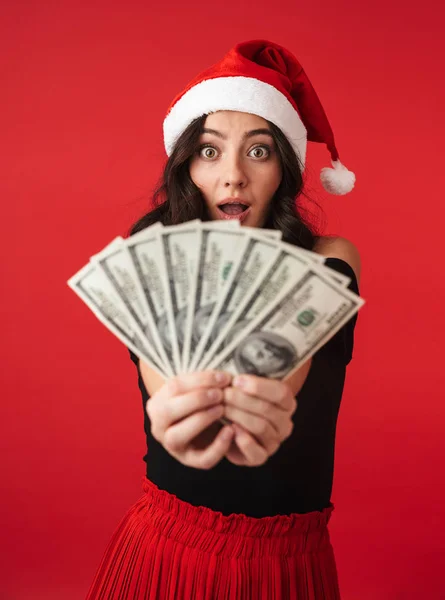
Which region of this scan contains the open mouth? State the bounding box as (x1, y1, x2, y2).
(217, 202, 251, 220)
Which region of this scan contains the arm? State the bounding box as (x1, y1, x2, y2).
(139, 359, 167, 396)
(284, 357, 312, 395)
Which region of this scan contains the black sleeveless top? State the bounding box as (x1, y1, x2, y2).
(129, 258, 359, 518)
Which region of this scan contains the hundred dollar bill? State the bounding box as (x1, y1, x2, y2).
(156, 222, 204, 374)
(207, 266, 365, 380)
(199, 242, 348, 370)
(190, 229, 283, 371)
(91, 231, 174, 378)
(67, 262, 169, 378)
(124, 223, 184, 374)
(182, 224, 249, 371)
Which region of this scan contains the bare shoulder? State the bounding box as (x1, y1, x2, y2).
(313, 235, 361, 282)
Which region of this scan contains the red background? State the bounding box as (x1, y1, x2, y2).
(1, 1, 444, 599)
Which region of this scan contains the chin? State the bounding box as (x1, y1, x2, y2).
(243, 215, 265, 228)
(241, 218, 258, 228)
(238, 211, 261, 228)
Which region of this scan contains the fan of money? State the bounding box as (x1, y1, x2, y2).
(68, 219, 365, 381)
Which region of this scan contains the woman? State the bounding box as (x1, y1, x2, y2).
(86, 39, 361, 599)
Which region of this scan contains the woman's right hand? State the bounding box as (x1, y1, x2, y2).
(145, 370, 236, 470)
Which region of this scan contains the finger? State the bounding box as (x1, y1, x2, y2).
(160, 388, 224, 429)
(158, 370, 232, 402)
(223, 387, 283, 435)
(186, 425, 235, 470)
(232, 374, 295, 411)
(163, 405, 225, 453)
(224, 439, 249, 466)
(232, 425, 270, 466)
(223, 405, 280, 455)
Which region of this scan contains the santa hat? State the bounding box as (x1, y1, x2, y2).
(163, 39, 355, 195)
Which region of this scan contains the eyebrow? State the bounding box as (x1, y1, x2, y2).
(201, 127, 273, 141)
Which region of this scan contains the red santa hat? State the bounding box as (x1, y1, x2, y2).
(163, 39, 356, 195)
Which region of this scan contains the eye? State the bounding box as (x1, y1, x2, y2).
(249, 145, 271, 159)
(197, 144, 218, 159)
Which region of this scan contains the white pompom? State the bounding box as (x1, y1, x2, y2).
(320, 160, 356, 195)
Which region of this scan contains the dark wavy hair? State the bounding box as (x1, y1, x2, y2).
(128, 114, 323, 250)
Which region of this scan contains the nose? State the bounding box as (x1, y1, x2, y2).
(223, 152, 247, 189)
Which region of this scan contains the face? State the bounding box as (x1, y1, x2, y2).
(189, 111, 282, 228)
(242, 338, 286, 373)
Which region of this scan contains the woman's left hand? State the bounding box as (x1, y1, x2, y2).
(222, 374, 297, 466)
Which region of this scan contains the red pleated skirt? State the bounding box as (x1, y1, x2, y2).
(85, 476, 341, 599)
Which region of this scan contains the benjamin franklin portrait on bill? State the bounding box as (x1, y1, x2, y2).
(233, 331, 298, 378)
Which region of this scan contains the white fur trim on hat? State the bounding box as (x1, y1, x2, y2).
(163, 76, 308, 165)
(320, 160, 356, 195)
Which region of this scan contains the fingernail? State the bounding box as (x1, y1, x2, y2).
(221, 426, 234, 441)
(214, 371, 230, 384)
(207, 388, 221, 402)
(233, 375, 247, 388)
